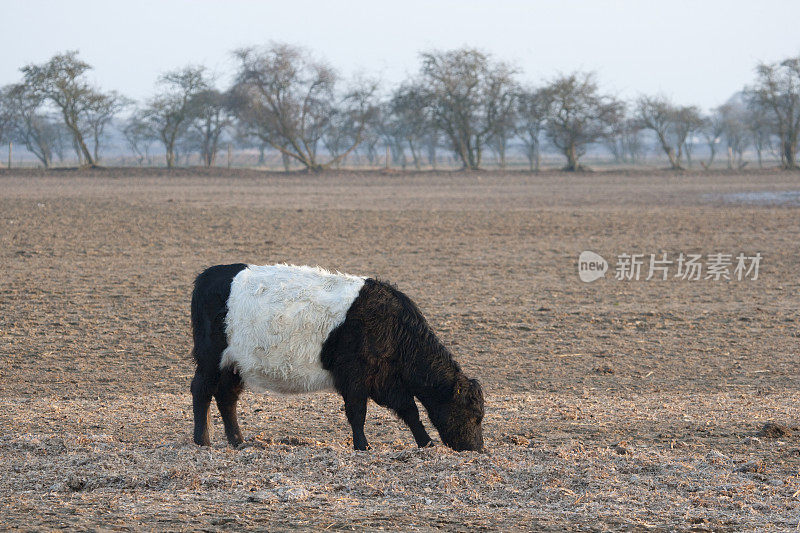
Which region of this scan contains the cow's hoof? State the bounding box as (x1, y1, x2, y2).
(227, 435, 244, 448)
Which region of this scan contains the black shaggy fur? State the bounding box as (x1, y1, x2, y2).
(190, 263, 248, 447)
(190, 265, 485, 452)
(320, 279, 484, 451)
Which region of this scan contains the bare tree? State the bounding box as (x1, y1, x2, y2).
(620, 118, 646, 163)
(232, 43, 377, 171)
(718, 100, 749, 169)
(187, 89, 234, 167)
(230, 122, 267, 167)
(746, 56, 800, 169)
(377, 102, 408, 169)
(385, 83, 431, 169)
(51, 122, 72, 163)
(140, 66, 208, 168)
(329, 77, 379, 169)
(0, 89, 10, 149)
(700, 111, 724, 169)
(83, 91, 130, 163)
(605, 114, 645, 165)
(516, 86, 549, 171)
(423, 129, 441, 169)
(636, 96, 701, 170)
(322, 107, 355, 168)
(122, 115, 154, 166)
(232, 44, 332, 171)
(745, 103, 775, 168)
(485, 72, 518, 169)
(676, 106, 704, 168)
(20, 51, 107, 167)
(176, 128, 202, 166)
(636, 96, 676, 168)
(543, 72, 623, 171)
(417, 48, 517, 170)
(140, 95, 186, 167)
(359, 111, 383, 167)
(2, 83, 61, 168)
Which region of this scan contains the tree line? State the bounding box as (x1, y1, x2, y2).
(1, 45, 799, 171)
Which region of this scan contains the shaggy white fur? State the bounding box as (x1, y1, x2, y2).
(220, 264, 366, 394)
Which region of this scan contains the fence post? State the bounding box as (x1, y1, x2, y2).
(227, 143, 232, 169)
(385, 145, 390, 170)
(7, 142, 11, 169)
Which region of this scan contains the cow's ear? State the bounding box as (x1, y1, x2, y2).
(468, 379, 483, 403)
(454, 375, 471, 402)
(467, 379, 484, 416)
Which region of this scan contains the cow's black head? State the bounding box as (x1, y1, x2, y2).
(437, 376, 484, 452)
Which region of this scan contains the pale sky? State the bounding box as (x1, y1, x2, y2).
(2, 0, 798, 111)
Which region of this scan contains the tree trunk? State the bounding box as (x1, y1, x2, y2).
(93, 130, 100, 165)
(675, 143, 684, 169)
(408, 142, 420, 170)
(450, 134, 470, 170)
(31, 146, 50, 169)
(76, 135, 93, 166)
(657, 133, 682, 170)
(563, 143, 579, 171)
(463, 141, 475, 170)
(64, 118, 94, 166)
(783, 140, 797, 169)
(705, 145, 716, 169)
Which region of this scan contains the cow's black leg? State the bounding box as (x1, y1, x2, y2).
(191, 371, 217, 446)
(215, 369, 244, 447)
(396, 401, 433, 448)
(343, 392, 369, 451)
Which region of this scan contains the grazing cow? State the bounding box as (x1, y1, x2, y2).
(190, 263, 484, 452)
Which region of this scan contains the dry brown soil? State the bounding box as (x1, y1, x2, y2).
(0, 168, 798, 531)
